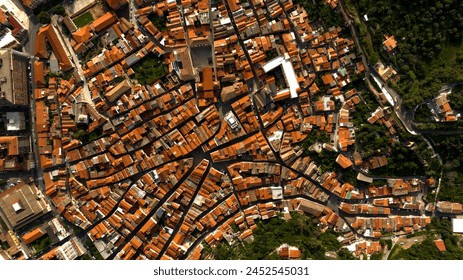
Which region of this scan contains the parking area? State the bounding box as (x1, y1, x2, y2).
(396, 235, 427, 249)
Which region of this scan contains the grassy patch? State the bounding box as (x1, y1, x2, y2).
(73, 12, 94, 28)
(345, 0, 379, 64)
(388, 243, 401, 260)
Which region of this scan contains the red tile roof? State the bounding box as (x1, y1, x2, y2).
(434, 239, 446, 252)
(35, 25, 73, 71)
(90, 12, 118, 33)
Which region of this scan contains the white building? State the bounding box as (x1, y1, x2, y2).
(452, 218, 463, 233)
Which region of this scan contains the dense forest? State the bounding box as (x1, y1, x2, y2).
(350, 0, 463, 107)
(429, 134, 463, 204)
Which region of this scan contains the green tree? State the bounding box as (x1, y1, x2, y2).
(51, 5, 66, 16)
(37, 11, 51, 25)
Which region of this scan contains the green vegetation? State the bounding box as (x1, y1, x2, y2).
(337, 248, 355, 260)
(132, 55, 168, 85)
(380, 239, 392, 250)
(113, 76, 126, 84)
(370, 252, 383, 260)
(70, 224, 83, 235)
(0, 216, 7, 232)
(430, 134, 463, 204)
(51, 5, 66, 16)
(33, 0, 63, 14)
(401, 44, 463, 109)
(369, 144, 424, 176)
(351, 96, 425, 176)
(85, 238, 104, 260)
(433, 134, 463, 168)
(81, 43, 102, 64)
(437, 172, 463, 204)
(77, 254, 93, 260)
(413, 104, 434, 123)
(0, 240, 9, 250)
(309, 150, 338, 174)
(302, 129, 339, 173)
(204, 212, 351, 260)
(49, 71, 73, 80)
(339, 168, 361, 186)
(266, 50, 279, 60)
(449, 84, 463, 112)
(37, 11, 51, 25)
(148, 14, 167, 32)
(356, 18, 379, 64)
(298, 0, 343, 29)
(355, 123, 389, 157)
(390, 218, 463, 260)
(31, 235, 52, 254)
(73, 124, 103, 144)
(302, 129, 330, 149)
(350, 0, 463, 108)
(400, 134, 442, 177)
(73, 12, 94, 28)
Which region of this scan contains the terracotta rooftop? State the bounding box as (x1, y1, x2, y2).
(434, 239, 446, 252)
(90, 12, 118, 33)
(382, 35, 397, 52)
(336, 154, 352, 169)
(35, 25, 73, 71)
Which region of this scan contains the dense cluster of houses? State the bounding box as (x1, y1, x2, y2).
(0, 0, 454, 260)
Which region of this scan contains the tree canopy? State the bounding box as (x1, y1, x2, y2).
(350, 0, 463, 107)
(203, 212, 354, 260)
(37, 11, 51, 25)
(391, 218, 463, 260)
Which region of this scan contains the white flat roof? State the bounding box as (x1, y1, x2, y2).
(281, 58, 299, 98)
(12, 202, 22, 212)
(0, 31, 18, 49)
(452, 218, 463, 233)
(219, 17, 231, 25)
(372, 75, 395, 106)
(6, 112, 25, 131)
(262, 54, 300, 98)
(262, 56, 284, 73)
